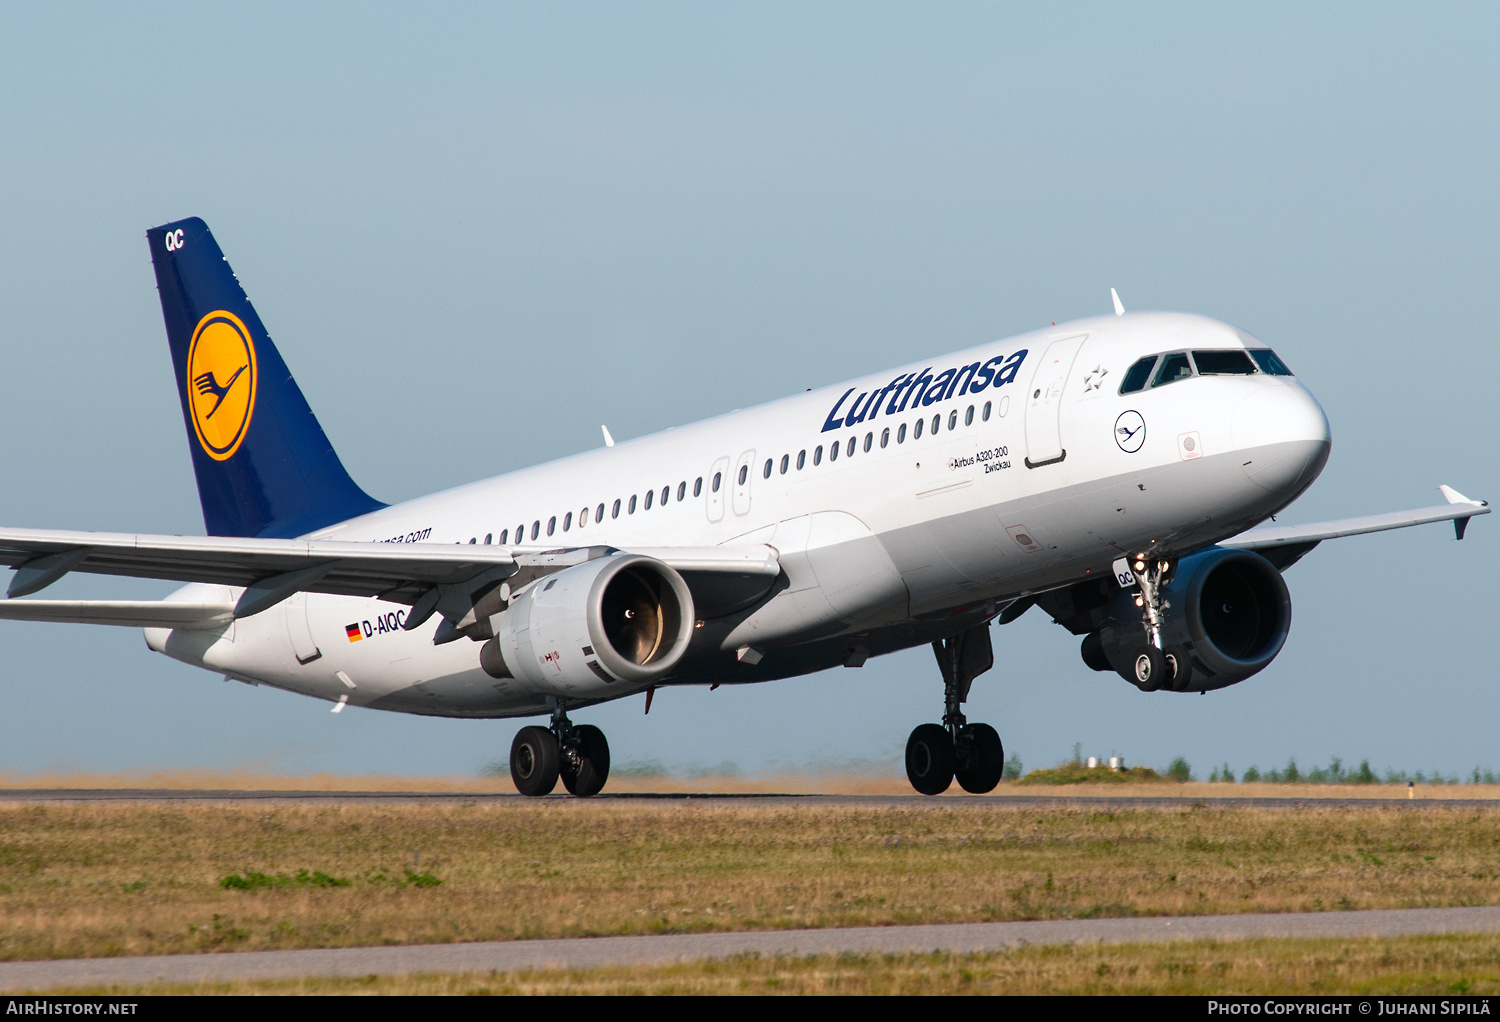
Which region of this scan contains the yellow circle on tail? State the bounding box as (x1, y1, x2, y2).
(186, 310, 258, 461)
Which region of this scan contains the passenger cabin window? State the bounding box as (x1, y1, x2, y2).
(931, 413, 940, 434)
(913, 418, 923, 439)
(948, 410, 958, 430)
(1192, 350, 1256, 375)
(982, 401, 991, 421)
(829, 440, 839, 461)
(880, 428, 889, 448)
(1152, 352, 1194, 387)
(484, 533, 492, 544)
(677, 482, 687, 500)
(612, 499, 621, 518)
(814, 445, 823, 465)
(547, 516, 556, 536)
(1249, 349, 1294, 376)
(712, 472, 722, 492)
(965, 405, 974, 426)
(596, 503, 605, 523)
(796, 450, 806, 469)
(563, 512, 573, 531)
(644, 490, 653, 510)
(577, 509, 587, 528)
(628, 495, 637, 514)
(863, 432, 872, 452)
(661, 485, 669, 504)
(763, 459, 772, 479)
(846, 437, 855, 457)
(531, 521, 540, 540)
(780, 455, 789, 474)
(693, 477, 703, 496)
(500, 528, 509, 545)
(738, 465, 749, 485)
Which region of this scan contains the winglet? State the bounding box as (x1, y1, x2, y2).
(601, 425, 616, 448)
(1439, 485, 1487, 540)
(1110, 288, 1125, 317)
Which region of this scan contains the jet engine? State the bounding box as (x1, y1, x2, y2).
(1085, 547, 1292, 692)
(480, 553, 695, 696)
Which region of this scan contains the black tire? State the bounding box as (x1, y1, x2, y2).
(510, 725, 560, 797)
(560, 724, 611, 797)
(905, 723, 955, 795)
(954, 723, 1005, 794)
(1162, 644, 1194, 692)
(1122, 645, 1166, 692)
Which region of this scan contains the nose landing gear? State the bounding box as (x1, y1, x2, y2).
(1122, 555, 1192, 692)
(508, 701, 612, 797)
(905, 624, 1006, 795)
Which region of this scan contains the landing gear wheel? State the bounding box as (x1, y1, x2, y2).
(1125, 646, 1167, 692)
(561, 724, 611, 797)
(510, 725, 560, 797)
(906, 723, 955, 795)
(1162, 645, 1193, 692)
(954, 723, 1005, 794)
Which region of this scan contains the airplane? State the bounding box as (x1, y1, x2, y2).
(0, 219, 1486, 797)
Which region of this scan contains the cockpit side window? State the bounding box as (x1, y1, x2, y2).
(1119, 356, 1157, 394)
(1151, 352, 1193, 387)
(1248, 349, 1294, 376)
(1191, 350, 1256, 375)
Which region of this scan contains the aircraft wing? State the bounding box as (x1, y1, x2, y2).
(0, 525, 781, 626)
(1220, 485, 1489, 570)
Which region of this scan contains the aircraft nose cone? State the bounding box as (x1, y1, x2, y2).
(1231, 382, 1332, 496)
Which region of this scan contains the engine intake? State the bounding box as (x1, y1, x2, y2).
(1090, 547, 1291, 691)
(480, 554, 694, 694)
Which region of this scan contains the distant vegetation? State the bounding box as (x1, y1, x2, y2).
(1015, 763, 1161, 785)
(1018, 755, 1500, 786)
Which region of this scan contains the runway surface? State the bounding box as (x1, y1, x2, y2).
(3, 906, 1499, 990)
(0, 789, 1496, 809)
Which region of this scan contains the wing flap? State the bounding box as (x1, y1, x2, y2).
(0, 600, 234, 628)
(0, 527, 517, 603)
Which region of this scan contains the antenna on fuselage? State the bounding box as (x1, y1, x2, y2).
(1111, 288, 1125, 316)
(601, 425, 616, 448)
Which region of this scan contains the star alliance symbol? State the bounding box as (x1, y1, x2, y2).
(1082, 365, 1108, 391)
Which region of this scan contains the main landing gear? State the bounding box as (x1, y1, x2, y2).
(906, 624, 1006, 795)
(1121, 555, 1191, 693)
(509, 701, 611, 797)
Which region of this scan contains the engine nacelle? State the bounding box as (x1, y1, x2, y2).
(1091, 547, 1292, 692)
(480, 553, 694, 695)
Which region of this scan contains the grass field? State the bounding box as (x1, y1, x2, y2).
(36, 934, 1500, 995)
(3, 799, 1500, 962)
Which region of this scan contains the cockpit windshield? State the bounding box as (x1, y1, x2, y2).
(1192, 350, 1256, 375)
(1117, 347, 1295, 394)
(1152, 353, 1193, 387)
(1248, 349, 1294, 375)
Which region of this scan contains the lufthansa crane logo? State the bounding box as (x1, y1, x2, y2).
(1114, 410, 1146, 453)
(186, 310, 257, 461)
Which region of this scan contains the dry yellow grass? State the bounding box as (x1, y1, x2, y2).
(3, 768, 1497, 799)
(2, 800, 1500, 961)
(39, 934, 1500, 995)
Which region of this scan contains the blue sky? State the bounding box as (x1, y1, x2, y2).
(0, 3, 1494, 779)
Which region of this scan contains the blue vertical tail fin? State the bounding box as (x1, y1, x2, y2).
(148, 217, 385, 538)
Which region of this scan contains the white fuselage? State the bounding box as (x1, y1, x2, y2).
(146, 311, 1331, 718)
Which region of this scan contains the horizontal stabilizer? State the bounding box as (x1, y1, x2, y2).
(0, 600, 233, 629)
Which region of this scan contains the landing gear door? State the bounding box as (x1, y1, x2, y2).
(706, 456, 730, 523)
(1024, 334, 1087, 468)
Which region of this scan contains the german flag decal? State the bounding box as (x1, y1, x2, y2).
(345, 623, 362, 643)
